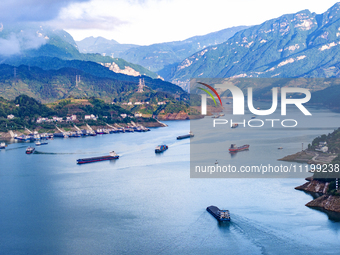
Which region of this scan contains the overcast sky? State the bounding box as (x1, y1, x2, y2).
(1, 0, 340, 45)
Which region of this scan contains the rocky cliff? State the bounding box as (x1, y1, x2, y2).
(295, 179, 340, 213)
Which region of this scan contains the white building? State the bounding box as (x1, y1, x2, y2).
(84, 114, 97, 121)
(7, 114, 15, 119)
(315, 141, 328, 153)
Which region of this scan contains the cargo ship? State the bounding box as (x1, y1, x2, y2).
(177, 132, 194, 140)
(77, 151, 119, 164)
(155, 145, 168, 153)
(26, 147, 35, 154)
(229, 144, 249, 152)
(206, 206, 230, 222)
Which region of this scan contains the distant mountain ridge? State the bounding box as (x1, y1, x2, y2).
(0, 24, 159, 79)
(165, 2, 340, 91)
(76, 36, 138, 57)
(76, 26, 249, 72)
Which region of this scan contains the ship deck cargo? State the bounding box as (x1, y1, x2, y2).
(155, 145, 168, 153)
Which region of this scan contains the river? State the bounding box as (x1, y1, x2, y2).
(1, 106, 340, 254)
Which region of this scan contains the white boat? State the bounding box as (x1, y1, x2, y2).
(35, 141, 48, 146)
(0, 142, 7, 149)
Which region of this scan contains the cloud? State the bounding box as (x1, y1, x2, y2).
(0, 29, 47, 56)
(49, 13, 128, 30)
(0, 0, 90, 23)
(0, 34, 21, 56)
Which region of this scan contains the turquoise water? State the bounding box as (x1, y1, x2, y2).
(1, 110, 340, 254)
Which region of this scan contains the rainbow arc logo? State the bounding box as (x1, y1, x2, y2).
(197, 82, 222, 107)
(197, 82, 222, 115)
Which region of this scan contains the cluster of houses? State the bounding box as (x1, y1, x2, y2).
(7, 111, 142, 124)
(120, 113, 140, 118)
(84, 114, 97, 121)
(120, 101, 167, 106)
(315, 141, 328, 153)
(36, 115, 77, 123)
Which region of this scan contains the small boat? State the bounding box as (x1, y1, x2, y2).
(155, 145, 168, 153)
(251, 116, 256, 119)
(206, 206, 230, 222)
(177, 132, 194, 140)
(26, 147, 35, 154)
(0, 142, 7, 149)
(215, 160, 218, 164)
(96, 129, 105, 135)
(278, 147, 283, 150)
(77, 151, 119, 164)
(35, 141, 48, 146)
(219, 113, 225, 116)
(212, 115, 219, 118)
(257, 107, 260, 110)
(231, 123, 238, 128)
(226, 102, 231, 105)
(229, 144, 249, 152)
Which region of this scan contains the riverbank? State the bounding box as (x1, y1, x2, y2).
(0, 120, 167, 139)
(279, 150, 337, 164)
(295, 178, 340, 213)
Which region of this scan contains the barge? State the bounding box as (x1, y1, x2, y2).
(177, 132, 194, 140)
(77, 151, 119, 164)
(206, 206, 230, 222)
(155, 145, 168, 153)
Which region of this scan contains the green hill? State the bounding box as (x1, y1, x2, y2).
(0, 64, 187, 103)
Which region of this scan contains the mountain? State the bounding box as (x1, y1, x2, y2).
(3, 57, 182, 94)
(76, 36, 138, 57)
(166, 3, 340, 91)
(0, 24, 160, 79)
(309, 81, 340, 108)
(0, 63, 185, 103)
(76, 26, 248, 72)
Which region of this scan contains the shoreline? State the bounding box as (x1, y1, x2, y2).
(282, 150, 340, 214)
(0, 120, 168, 139)
(278, 150, 337, 164)
(295, 178, 340, 213)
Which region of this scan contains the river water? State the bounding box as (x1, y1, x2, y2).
(1, 106, 340, 254)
